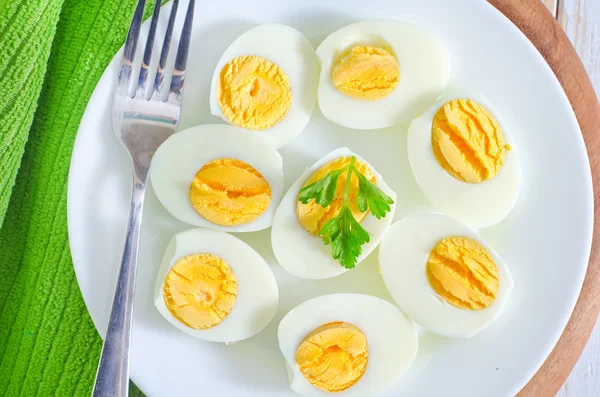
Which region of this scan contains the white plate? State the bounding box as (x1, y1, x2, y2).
(67, 0, 594, 396)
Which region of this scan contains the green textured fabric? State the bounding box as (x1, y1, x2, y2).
(0, 0, 152, 395)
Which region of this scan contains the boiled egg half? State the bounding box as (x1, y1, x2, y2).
(316, 20, 450, 130)
(150, 124, 284, 232)
(378, 213, 514, 338)
(209, 24, 320, 148)
(154, 228, 279, 342)
(407, 96, 520, 228)
(278, 294, 418, 397)
(271, 148, 396, 279)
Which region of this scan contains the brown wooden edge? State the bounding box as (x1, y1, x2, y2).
(487, 0, 600, 395)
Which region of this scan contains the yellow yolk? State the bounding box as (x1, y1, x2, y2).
(427, 236, 499, 310)
(217, 55, 292, 130)
(431, 99, 510, 183)
(296, 322, 368, 392)
(296, 157, 376, 236)
(163, 253, 237, 329)
(189, 158, 272, 226)
(331, 45, 400, 100)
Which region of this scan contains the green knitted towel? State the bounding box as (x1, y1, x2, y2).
(0, 1, 156, 395)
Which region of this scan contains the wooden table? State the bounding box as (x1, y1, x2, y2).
(543, 1, 600, 396)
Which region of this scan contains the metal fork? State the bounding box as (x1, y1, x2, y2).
(92, 1, 194, 395)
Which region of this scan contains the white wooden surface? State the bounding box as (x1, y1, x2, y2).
(558, 319, 600, 396)
(553, 0, 600, 395)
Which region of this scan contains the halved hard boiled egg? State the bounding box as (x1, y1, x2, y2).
(209, 24, 320, 149)
(271, 148, 396, 279)
(150, 124, 284, 232)
(278, 294, 418, 397)
(378, 213, 514, 338)
(316, 20, 450, 130)
(154, 228, 278, 343)
(407, 96, 520, 228)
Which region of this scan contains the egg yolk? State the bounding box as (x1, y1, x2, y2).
(163, 253, 237, 329)
(189, 158, 272, 226)
(427, 236, 499, 310)
(296, 157, 376, 236)
(331, 45, 400, 100)
(217, 55, 292, 130)
(431, 99, 510, 183)
(296, 322, 368, 392)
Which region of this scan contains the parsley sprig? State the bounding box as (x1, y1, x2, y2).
(298, 156, 394, 269)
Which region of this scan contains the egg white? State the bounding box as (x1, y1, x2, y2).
(316, 20, 450, 130)
(154, 228, 279, 343)
(271, 148, 396, 280)
(150, 124, 284, 232)
(407, 95, 520, 228)
(378, 213, 514, 339)
(209, 24, 319, 149)
(278, 293, 418, 397)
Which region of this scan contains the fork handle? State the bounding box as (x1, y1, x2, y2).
(92, 170, 148, 397)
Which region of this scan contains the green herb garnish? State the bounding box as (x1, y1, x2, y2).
(298, 156, 394, 269)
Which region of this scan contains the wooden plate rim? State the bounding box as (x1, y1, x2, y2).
(486, 0, 600, 395)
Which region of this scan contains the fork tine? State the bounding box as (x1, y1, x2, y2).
(168, 0, 195, 104)
(117, 0, 146, 93)
(136, 0, 162, 97)
(153, 0, 180, 100)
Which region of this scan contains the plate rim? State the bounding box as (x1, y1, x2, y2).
(487, 0, 598, 394)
